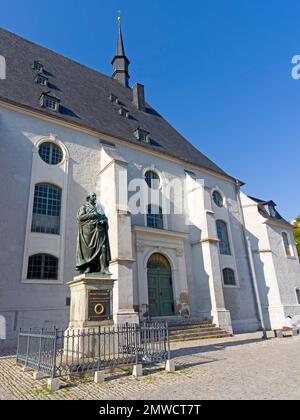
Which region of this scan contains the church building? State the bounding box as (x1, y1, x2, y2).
(0, 22, 300, 347)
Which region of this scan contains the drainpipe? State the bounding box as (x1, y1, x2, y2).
(235, 181, 267, 339)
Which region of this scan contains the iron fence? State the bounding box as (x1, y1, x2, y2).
(16, 322, 170, 378)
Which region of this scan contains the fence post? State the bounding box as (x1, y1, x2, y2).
(47, 330, 60, 393)
(37, 328, 43, 373)
(25, 328, 31, 368)
(51, 328, 58, 379)
(135, 324, 139, 366)
(132, 323, 143, 377)
(97, 326, 101, 371)
(165, 321, 175, 372)
(166, 322, 170, 361)
(16, 328, 21, 363)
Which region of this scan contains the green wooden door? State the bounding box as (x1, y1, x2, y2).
(147, 254, 174, 317)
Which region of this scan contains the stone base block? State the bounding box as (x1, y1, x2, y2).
(211, 309, 233, 335)
(22, 367, 33, 372)
(165, 359, 176, 372)
(114, 310, 140, 325)
(132, 364, 143, 377)
(33, 371, 46, 380)
(94, 371, 105, 383)
(47, 378, 60, 392)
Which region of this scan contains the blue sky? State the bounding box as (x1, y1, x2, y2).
(1, 0, 299, 219)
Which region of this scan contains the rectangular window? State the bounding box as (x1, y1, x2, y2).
(147, 206, 163, 229)
(33, 61, 43, 72)
(36, 74, 48, 86)
(31, 184, 61, 234)
(282, 232, 292, 257)
(44, 97, 58, 110)
(216, 220, 231, 255)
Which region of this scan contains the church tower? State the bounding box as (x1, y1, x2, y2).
(111, 16, 130, 88)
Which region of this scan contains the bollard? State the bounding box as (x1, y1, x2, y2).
(33, 371, 45, 380)
(47, 378, 60, 392)
(94, 371, 105, 383)
(165, 359, 176, 372)
(132, 364, 143, 377)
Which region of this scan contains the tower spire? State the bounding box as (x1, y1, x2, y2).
(112, 15, 130, 88)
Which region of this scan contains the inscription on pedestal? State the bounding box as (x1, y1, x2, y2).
(88, 290, 111, 321)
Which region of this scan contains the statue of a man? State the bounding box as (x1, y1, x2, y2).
(76, 192, 111, 275)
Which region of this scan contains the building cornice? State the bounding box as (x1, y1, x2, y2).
(264, 219, 294, 230)
(132, 225, 187, 240)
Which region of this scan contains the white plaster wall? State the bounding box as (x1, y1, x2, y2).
(0, 105, 260, 344)
(221, 191, 260, 332)
(267, 224, 300, 315)
(118, 144, 258, 331)
(0, 107, 101, 344)
(241, 193, 300, 329)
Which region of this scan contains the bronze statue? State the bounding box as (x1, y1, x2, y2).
(76, 192, 111, 275)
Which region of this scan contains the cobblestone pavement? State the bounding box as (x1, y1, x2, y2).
(1, 332, 300, 400)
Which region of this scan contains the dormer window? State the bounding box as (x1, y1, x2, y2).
(134, 128, 150, 143)
(266, 204, 277, 218)
(35, 73, 48, 86)
(32, 61, 43, 72)
(119, 107, 129, 118)
(40, 92, 60, 111)
(109, 94, 119, 104)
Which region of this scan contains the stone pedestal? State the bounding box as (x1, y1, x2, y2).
(64, 273, 117, 357)
(67, 273, 117, 329)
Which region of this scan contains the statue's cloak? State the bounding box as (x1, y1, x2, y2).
(76, 202, 111, 272)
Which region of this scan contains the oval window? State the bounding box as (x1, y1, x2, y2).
(39, 142, 63, 165)
(212, 190, 223, 207)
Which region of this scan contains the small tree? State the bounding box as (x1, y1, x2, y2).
(293, 216, 300, 260)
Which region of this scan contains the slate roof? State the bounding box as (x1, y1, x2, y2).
(0, 27, 235, 181)
(248, 196, 293, 228)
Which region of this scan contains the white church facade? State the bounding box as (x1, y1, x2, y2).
(0, 24, 300, 347)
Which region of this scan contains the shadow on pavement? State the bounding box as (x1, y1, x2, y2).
(171, 337, 264, 359)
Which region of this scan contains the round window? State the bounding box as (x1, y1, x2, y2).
(212, 190, 223, 207)
(39, 142, 63, 165)
(144, 170, 160, 189)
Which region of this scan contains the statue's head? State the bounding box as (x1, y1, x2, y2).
(86, 192, 97, 204)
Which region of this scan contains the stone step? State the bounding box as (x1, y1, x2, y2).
(168, 320, 214, 328)
(170, 331, 231, 342)
(169, 328, 227, 338)
(169, 326, 223, 336)
(166, 320, 231, 342)
(169, 324, 217, 332)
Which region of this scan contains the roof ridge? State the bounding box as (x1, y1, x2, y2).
(0, 26, 130, 92)
(0, 25, 237, 183)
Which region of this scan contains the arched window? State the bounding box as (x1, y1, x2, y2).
(27, 254, 58, 280)
(223, 268, 236, 286)
(147, 253, 171, 270)
(144, 170, 160, 189)
(147, 205, 163, 229)
(282, 232, 291, 257)
(31, 183, 62, 234)
(216, 220, 231, 255)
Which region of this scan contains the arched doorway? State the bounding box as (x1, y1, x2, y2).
(147, 253, 174, 317)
